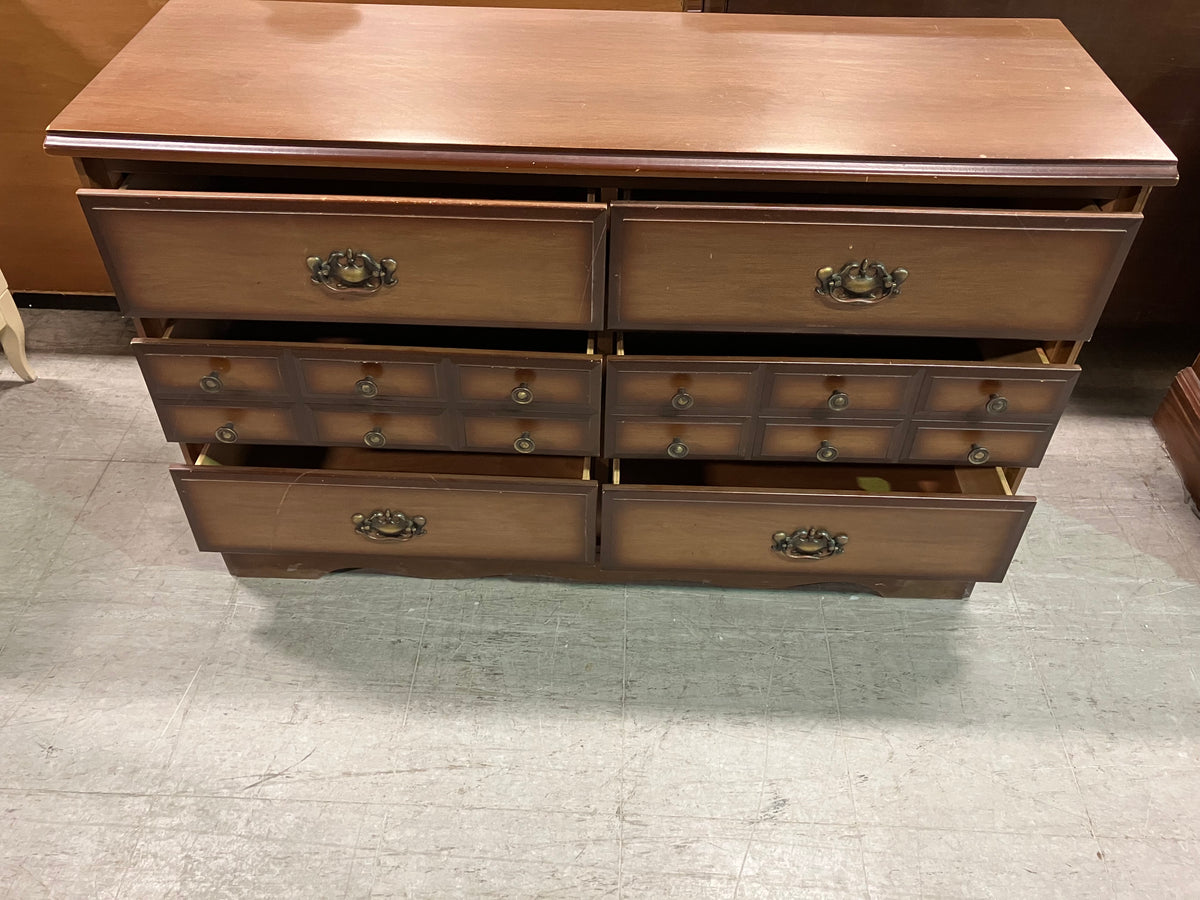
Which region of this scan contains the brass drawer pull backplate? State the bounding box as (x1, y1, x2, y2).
(352, 509, 426, 541)
(307, 249, 398, 293)
(772, 527, 849, 560)
(816, 259, 908, 305)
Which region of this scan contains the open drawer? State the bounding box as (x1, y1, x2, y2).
(134, 321, 601, 412)
(172, 446, 598, 563)
(602, 460, 1033, 582)
(609, 332, 1079, 422)
(82, 188, 607, 329)
(609, 202, 1138, 341)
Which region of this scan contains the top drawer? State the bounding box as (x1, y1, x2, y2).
(609, 204, 1140, 340)
(80, 190, 607, 329)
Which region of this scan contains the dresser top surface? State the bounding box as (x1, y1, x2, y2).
(46, 0, 1176, 184)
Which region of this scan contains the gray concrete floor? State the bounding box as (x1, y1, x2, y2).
(1, 310, 1198, 898)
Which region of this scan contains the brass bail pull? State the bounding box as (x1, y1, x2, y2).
(771, 528, 848, 560)
(307, 249, 399, 293)
(815, 260, 908, 306)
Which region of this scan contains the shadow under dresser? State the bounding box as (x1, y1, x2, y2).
(45, 0, 1176, 598)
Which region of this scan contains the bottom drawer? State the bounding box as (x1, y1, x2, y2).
(602, 460, 1033, 582)
(172, 446, 597, 563)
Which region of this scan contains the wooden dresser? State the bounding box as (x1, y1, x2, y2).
(46, 0, 1175, 598)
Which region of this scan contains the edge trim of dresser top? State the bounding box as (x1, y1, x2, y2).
(42, 136, 1180, 187)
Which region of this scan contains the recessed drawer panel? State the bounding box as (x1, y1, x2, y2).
(461, 415, 599, 456)
(610, 203, 1140, 340)
(606, 418, 750, 459)
(607, 362, 757, 413)
(298, 357, 443, 403)
(310, 410, 451, 451)
(156, 404, 300, 445)
(457, 362, 601, 410)
(136, 348, 287, 399)
(766, 368, 916, 415)
(919, 368, 1079, 420)
(602, 462, 1033, 582)
(906, 423, 1055, 468)
(757, 420, 903, 462)
(81, 190, 607, 329)
(173, 448, 597, 564)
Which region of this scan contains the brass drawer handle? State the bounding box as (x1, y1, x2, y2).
(816, 440, 839, 462)
(214, 422, 238, 443)
(666, 437, 690, 459)
(199, 371, 223, 393)
(352, 509, 426, 542)
(968, 443, 991, 465)
(815, 259, 908, 305)
(511, 383, 534, 405)
(986, 394, 1009, 414)
(363, 429, 387, 449)
(671, 388, 695, 410)
(307, 249, 398, 293)
(514, 432, 536, 454)
(772, 528, 848, 560)
(356, 376, 379, 398)
(827, 390, 850, 411)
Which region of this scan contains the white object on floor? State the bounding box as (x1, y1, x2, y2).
(0, 268, 36, 382)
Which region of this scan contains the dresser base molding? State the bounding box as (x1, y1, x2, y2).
(219, 552, 974, 600)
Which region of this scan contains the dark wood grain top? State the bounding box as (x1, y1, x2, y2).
(45, 0, 1177, 184)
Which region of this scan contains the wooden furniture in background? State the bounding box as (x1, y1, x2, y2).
(0, 269, 36, 383)
(1155, 355, 1200, 514)
(47, 1, 1175, 597)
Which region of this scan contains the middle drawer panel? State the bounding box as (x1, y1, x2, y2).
(135, 324, 602, 455)
(606, 339, 1078, 467)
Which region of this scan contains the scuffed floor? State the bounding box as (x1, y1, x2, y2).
(1, 310, 1198, 898)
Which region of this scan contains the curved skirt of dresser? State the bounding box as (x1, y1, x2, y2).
(219, 552, 974, 599)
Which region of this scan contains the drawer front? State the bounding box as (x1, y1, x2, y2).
(82, 190, 607, 328)
(610, 204, 1140, 340)
(137, 348, 288, 399)
(461, 415, 599, 456)
(757, 420, 903, 462)
(299, 357, 443, 403)
(607, 362, 757, 413)
(156, 404, 300, 444)
(606, 418, 750, 459)
(602, 482, 1033, 582)
(173, 467, 597, 563)
(919, 368, 1079, 420)
(457, 361, 601, 410)
(310, 409, 451, 451)
(906, 423, 1055, 467)
(766, 367, 917, 415)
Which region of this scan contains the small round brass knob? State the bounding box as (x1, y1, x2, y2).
(199, 371, 223, 393)
(363, 429, 387, 449)
(511, 384, 534, 405)
(514, 432, 536, 454)
(816, 440, 839, 462)
(214, 423, 238, 444)
(666, 438, 690, 459)
(355, 376, 379, 398)
(968, 444, 991, 465)
(671, 388, 695, 410)
(827, 390, 850, 411)
(986, 394, 1009, 415)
